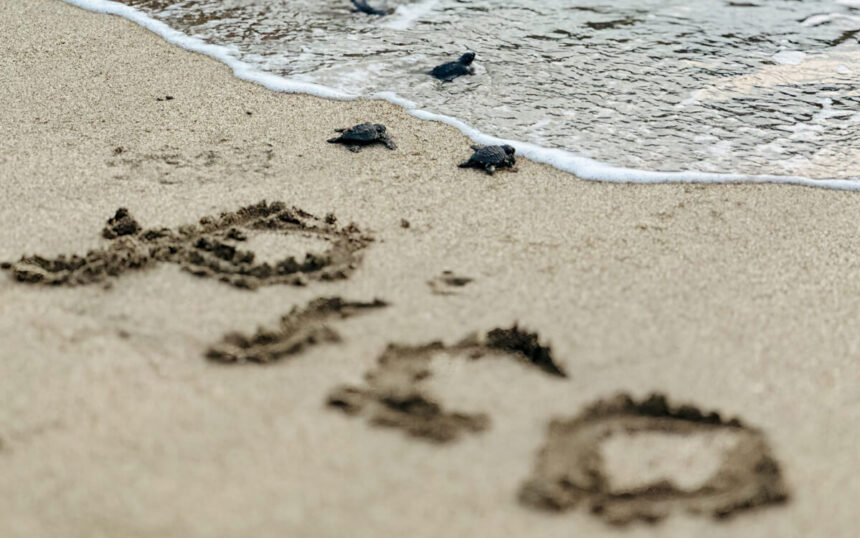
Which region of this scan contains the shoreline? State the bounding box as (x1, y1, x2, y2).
(1, 1, 859, 537)
(63, 0, 860, 190)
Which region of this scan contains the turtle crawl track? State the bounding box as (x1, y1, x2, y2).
(2, 201, 371, 290)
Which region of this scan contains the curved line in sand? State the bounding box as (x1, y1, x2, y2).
(62, 0, 860, 190)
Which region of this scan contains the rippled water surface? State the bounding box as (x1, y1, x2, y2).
(119, 0, 860, 179)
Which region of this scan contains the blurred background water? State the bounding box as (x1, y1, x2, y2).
(118, 0, 860, 179)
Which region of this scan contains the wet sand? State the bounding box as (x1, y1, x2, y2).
(1, 1, 859, 537)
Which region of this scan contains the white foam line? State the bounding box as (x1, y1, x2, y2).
(62, 0, 355, 100)
(63, 0, 860, 191)
(383, 0, 440, 31)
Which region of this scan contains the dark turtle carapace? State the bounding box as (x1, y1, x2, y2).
(429, 52, 476, 82)
(459, 145, 516, 175)
(327, 123, 397, 152)
(350, 0, 392, 16)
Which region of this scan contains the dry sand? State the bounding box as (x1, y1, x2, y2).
(1, 1, 859, 536)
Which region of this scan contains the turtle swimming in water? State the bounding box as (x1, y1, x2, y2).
(327, 123, 397, 152)
(459, 145, 516, 175)
(429, 52, 476, 82)
(350, 0, 392, 16)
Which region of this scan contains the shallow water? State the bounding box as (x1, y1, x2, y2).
(115, 0, 860, 180)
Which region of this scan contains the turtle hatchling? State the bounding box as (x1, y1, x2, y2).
(350, 0, 392, 16)
(429, 52, 476, 82)
(459, 145, 516, 175)
(327, 123, 396, 152)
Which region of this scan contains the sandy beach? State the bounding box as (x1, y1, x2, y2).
(1, 1, 859, 536)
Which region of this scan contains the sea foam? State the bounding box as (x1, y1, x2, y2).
(63, 0, 860, 190)
(383, 0, 440, 31)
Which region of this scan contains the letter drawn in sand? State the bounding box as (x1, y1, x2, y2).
(3, 201, 372, 290)
(327, 325, 567, 442)
(519, 393, 789, 525)
(206, 297, 387, 364)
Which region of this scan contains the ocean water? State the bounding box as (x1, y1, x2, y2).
(69, 0, 860, 185)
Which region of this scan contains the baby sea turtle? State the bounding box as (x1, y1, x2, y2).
(350, 0, 392, 16)
(459, 145, 516, 175)
(327, 123, 396, 152)
(429, 52, 476, 82)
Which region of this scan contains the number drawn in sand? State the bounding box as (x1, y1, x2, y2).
(2, 201, 371, 290)
(206, 296, 387, 364)
(327, 326, 567, 443)
(519, 393, 789, 525)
